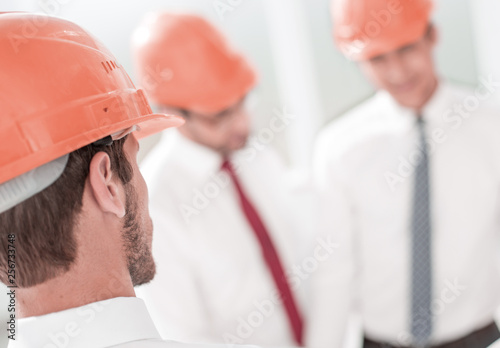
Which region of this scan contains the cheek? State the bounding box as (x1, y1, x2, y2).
(405, 49, 434, 78)
(132, 165, 149, 210)
(189, 121, 214, 138)
(361, 63, 389, 88)
(202, 125, 229, 145)
(140, 177, 149, 210)
(139, 175, 148, 202)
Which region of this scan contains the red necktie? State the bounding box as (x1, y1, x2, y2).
(221, 160, 303, 346)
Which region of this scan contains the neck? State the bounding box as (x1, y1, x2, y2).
(415, 77, 439, 114)
(18, 224, 135, 318)
(18, 267, 135, 318)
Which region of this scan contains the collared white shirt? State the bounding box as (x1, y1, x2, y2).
(9, 297, 215, 347)
(306, 81, 500, 348)
(489, 339, 500, 348)
(136, 130, 309, 346)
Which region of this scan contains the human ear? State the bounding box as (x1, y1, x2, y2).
(88, 152, 126, 218)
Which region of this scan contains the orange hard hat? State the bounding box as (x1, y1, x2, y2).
(0, 12, 184, 186)
(132, 12, 257, 114)
(331, 0, 433, 60)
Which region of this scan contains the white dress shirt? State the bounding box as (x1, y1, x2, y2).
(489, 339, 500, 348)
(136, 130, 308, 346)
(306, 81, 500, 348)
(9, 297, 232, 348)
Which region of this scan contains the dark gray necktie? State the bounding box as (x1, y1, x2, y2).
(411, 116, 433, 347)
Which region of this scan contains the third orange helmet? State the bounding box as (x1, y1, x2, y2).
(331, 0, 433, 60)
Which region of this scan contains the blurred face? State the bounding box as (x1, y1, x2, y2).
(359, 25, 438, 111)
(177, 97, 250, 156)
(121, 135, 155, 286)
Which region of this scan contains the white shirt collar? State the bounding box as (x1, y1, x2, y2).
(159, 129, 224, 181)
(421, 80, 455, 121)
(377, 79, 455, 126)
(12, 297, 161, 348)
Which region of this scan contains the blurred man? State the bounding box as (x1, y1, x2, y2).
(132, 12, 306, 347)
(0, 12, 240, 348)
(307, 0, 500, 347)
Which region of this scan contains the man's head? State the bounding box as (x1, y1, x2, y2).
(332, 0, 437, 110)
(132, 12, 256, 155)
(0, 13, 183, 292)
(358, 24, 438, 110)
(0, 135, 155, 288)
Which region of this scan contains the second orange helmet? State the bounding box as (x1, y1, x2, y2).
(132, 12, 257, 115)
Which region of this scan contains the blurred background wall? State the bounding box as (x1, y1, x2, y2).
(0, 0, 499, 347)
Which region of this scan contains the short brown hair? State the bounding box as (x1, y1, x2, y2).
(0, 137, 133, 288)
